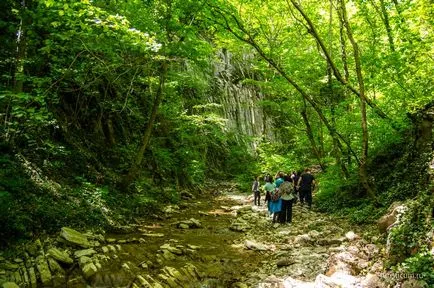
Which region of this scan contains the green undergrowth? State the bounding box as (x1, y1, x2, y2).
(315, 136, 431, 225)
(0, 146, 183, 247)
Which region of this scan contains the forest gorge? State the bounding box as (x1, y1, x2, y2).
(0, 0, 433, 287)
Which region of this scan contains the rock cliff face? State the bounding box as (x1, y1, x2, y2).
(211, 48, 275, 146)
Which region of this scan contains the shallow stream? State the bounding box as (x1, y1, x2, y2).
(76, 193, 265, 287)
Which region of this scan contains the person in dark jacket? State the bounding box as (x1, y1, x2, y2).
(297, 168, 315, 209)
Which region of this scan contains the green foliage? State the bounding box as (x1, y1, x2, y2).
(315, 165, 367, 215)
(387, 192, 433, 266)
(398, 248, 434, 285)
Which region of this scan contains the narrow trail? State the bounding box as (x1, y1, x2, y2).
(0, 183, 384, 288)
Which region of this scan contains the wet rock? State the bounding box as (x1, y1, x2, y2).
(142, 233, 165, 238)
(160, 250, 176, 261)
(160, 244, 183, 255)
(110, 225, 136, 233)
(230, 219, 251, 232)
(244, 240, 268, 251)
(187, 244, 201, 250)
(85, 233, 105, 242)
(182, 263, 201, 280)
(47, 247, 73, 264)
(176, 218, 202, 229)
(178, 223, 189, 229)
(74, 248, 97, 258)
(121, 263, 131, 271)
(48, 258, 64, 274)
(36, 256, 52, 286)
(163, 205, 180, 214)
(49, 258, 66, 287)
(60, 227, 90, 248)
(317, 238, 342, 246)
(276, 258, 295, 268)
(294, 234, 312, 245)
(236, 205, 253, 216)
(2, 282, 19, 288)
(136, 275, 152, 286)
(0, 262, 19, 270)
(28, 267, 37, 288)
(78, 256, 92, 267)
(82, 262, 98, 279)
(26, 239, 43, 257)
(180, 191, 195, 200)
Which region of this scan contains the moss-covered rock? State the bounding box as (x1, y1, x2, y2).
(60, 227, 90, 248)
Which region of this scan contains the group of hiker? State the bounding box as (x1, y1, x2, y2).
(251, 169, 316, 224)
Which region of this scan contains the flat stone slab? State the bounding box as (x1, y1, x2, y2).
(60, 227, 90, 248)
(74, 249, 97, 258)
(47, 248, 73, 264)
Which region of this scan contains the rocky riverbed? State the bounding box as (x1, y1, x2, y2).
(0, 185, 428, 288)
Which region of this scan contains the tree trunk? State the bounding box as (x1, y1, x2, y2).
(301, 99, 326, 171)
(122, 61, 168, 189)
(379, 0, 396, 52)
(339, 0, 375, 199)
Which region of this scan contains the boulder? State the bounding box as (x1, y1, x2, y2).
(47, 248, 73, 264)
(60, 227, 90, 248)
(377, 202, 406, 233)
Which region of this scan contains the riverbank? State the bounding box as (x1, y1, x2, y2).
(0, 183, 428, 287)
